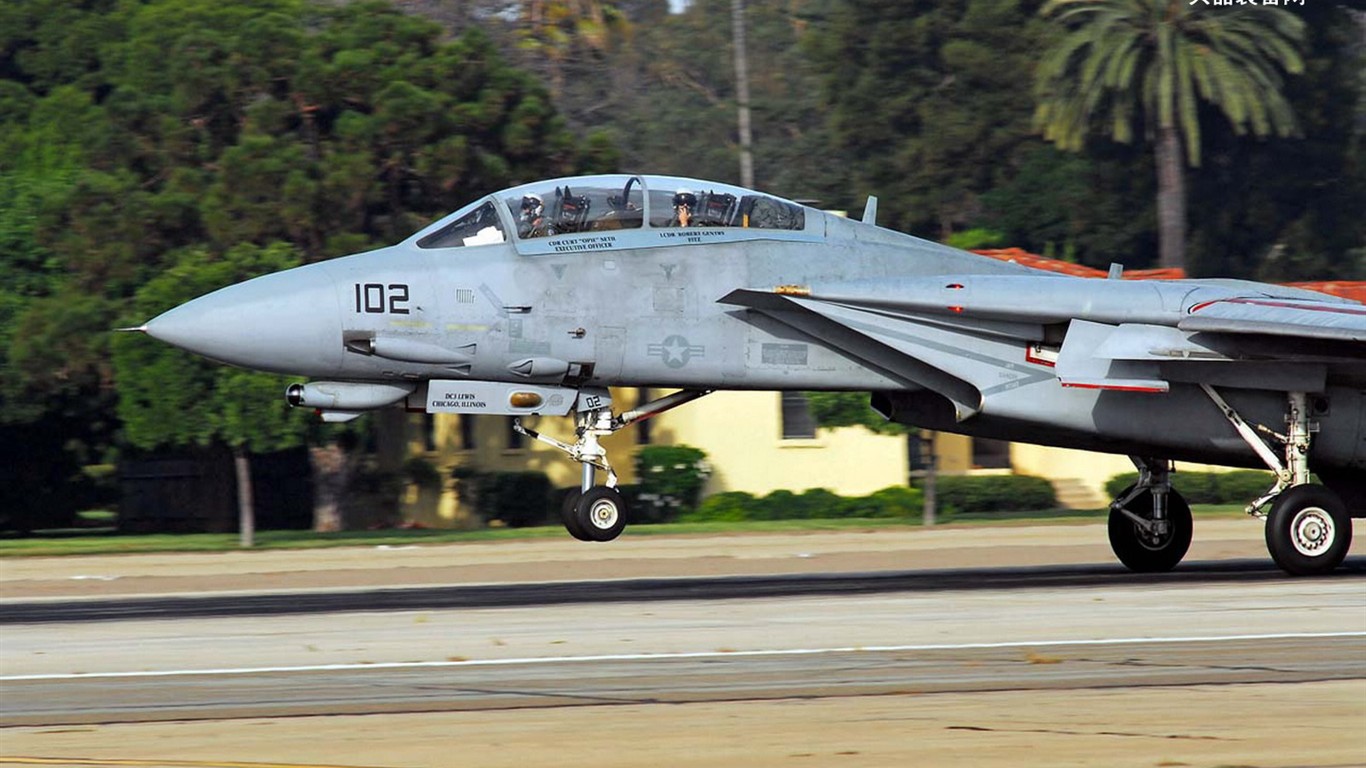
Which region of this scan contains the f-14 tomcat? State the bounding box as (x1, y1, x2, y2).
(135, 174, 1365, 575)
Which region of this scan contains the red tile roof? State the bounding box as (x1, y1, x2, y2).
(972, 248, 1366, 303)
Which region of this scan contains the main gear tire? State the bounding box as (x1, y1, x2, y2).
(1108, 486, 1192, 573)
(1266, 485, 1351, 576)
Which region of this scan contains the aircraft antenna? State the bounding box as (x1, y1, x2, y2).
(862, 196, 878, 226)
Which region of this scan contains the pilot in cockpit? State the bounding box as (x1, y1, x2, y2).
(518, 194, 551, 238)
(669, 190, 696, 227)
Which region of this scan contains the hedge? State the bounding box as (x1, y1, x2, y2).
(453, 469, 553, 528)
(1103, 470, 1275, 505)
(681, 485, 927, 523)
(633, 444, 711, 523)
(929, 474, 1057, 516)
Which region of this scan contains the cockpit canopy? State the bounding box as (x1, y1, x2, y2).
(412, 175, 810, 250)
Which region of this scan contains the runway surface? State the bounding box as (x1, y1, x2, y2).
(2, 526, 1364, 767)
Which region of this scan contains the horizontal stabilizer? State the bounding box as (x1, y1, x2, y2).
(1056, 320, 1168, 394)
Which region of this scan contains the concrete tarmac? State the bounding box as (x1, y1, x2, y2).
(2, 520, 1363, 768)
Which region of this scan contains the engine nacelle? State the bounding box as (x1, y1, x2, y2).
(285, 381, 415, 411)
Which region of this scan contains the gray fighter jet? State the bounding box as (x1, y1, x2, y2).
(135, 174, 1365, 575)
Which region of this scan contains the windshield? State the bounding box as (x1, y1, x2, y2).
(416, 201, 506, 249)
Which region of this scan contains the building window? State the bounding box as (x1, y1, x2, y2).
(636, 388, 652, 445)
(908, 431, 934, 472)
(781, 392, 817, 439)
(422, 413, 437, 453)
(458, 415, 476, 451)
(972, 437, 1011, 469)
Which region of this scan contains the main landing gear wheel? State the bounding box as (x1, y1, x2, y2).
(1265, 485, 1352, 576)
(576, 486, 626, 542)
(1108, 485, 1192, 573)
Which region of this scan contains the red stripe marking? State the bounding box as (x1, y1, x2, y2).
(1061, 382, 1167, 393)
(1189, 298, 1366, 317)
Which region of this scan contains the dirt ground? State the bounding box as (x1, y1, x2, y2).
(4, 681, 1363, 768)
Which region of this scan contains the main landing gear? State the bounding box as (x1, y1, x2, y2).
(1107, 457, 1192, 573)
(1109, 387, 1353, 576)
(515, 388, 711, 542)
(1202, 386, 1352, 575)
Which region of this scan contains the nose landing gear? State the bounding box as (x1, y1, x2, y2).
(515, 388, 711, 541)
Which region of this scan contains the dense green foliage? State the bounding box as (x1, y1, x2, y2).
(681, 474, 1057, 523)
(1105, 470, 1276, 505)
(633, 444, 711, 521)
(929, 474, 1058, 515)
(455, 469, 555, 528)
(0, 0, 583, 525)
(681, 485, 925, 523)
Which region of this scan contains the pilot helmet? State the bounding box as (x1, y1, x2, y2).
(672, 190, 697, 209)
(520, 194, 543, 216)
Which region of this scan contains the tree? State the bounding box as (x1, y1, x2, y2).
(1033, 0, 1306, 271)
(113, 243, 315, 542)
(808, 0, 1054, 234)
(3, 0, 584, 531)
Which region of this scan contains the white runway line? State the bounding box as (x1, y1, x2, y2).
(5, 630, 1363, 682)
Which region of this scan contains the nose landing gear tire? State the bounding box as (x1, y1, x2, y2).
(1266, 485, 1351, 576)
(575, 486, 627, 542)
(1108, 485, 1192, 573)
(560, 489, 592, 541)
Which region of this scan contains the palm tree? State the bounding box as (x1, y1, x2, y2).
(1033, 0, 1305, 271)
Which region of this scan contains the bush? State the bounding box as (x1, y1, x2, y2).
(403, 457, 442, 489)
(931, 475, 1056, 516)
(772, 488, 848, 520)
(455, 469, 552, 528)
(634, 444, 711, 522)
(687, 491, 759, 522)
(1103, 470, 1275, 504)
(679, 485, 925, 523)
(837, 485, 924, 519)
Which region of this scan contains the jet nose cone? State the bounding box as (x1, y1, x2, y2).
(145, 263, 342, 375)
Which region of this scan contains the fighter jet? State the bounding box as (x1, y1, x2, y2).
(136, 174, 1365, 575)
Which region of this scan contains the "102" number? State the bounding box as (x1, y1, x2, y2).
(353, 283, 410, 315)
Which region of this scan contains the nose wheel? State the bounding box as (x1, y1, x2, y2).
(576, 486, 627, 541)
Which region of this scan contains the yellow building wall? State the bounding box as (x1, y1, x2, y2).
(650, 391, 908, 498)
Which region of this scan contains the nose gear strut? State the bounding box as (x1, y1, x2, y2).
(514, 388, 712, 541)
